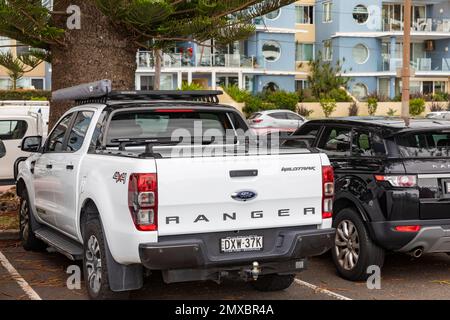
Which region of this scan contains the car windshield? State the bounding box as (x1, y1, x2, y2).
(396, 130, 450, 157)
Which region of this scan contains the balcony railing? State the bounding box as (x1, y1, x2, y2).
(380, 56, 450, 72)
(382, 18, 450, 32)
(137, 51, 267, 69)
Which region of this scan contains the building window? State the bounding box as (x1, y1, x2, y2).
(296, 43, 314, 61)
(323, 2, 332, 23)
(31, 79, 44, 90)
(265, 9, 281, 20)
(296, 80, 310, 91)
(323, 40, 332, 61)
(262, 41, 281, 62)
(0, 37, 9, 54)
(353, 5, 369, 24)
(352, 83, 368, 100)
(296, 6, 314, 24)
(140, 75, 173, 90)
(263, 82, 280, 93)
(352, 44, 369, 64)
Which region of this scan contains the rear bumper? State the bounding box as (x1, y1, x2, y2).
(139, 227, 335, 271)
(370, 219, 450, 252)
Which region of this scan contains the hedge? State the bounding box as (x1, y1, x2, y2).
(0, 90, 51, 101)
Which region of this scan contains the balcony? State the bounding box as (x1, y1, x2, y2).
(137, 51, 267, 70)
(382, 18, 450, 33)
(380, 56, 450, 73)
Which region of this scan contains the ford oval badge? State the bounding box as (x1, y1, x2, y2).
(232, 190, 258, 202)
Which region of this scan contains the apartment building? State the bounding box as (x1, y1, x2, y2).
(0, 37, 51, 91)
(135, 1, 316, 93)
(316, 0, 450, 100)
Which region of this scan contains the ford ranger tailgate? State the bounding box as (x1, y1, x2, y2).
(156, 153, 325, 236)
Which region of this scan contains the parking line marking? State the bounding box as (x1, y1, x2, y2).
(294, 279, 352, 301)
(0, 251, 42, 300)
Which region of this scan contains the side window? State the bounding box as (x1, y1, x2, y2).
(285, 124, 321, 148)
(0, 120, 28, 140)
(352, 129, 386, 157)
(287, 113, 303, 120)
(269, 112, 288, 120)
(45, 114, 74, 153)
(66, 111, 94, 152)
(318, 126, 352, 156)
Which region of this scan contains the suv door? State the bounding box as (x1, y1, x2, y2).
(350, 128, 386, 173)
(268, 112, 289, 128)
(34, 113, 75, 226)
(55, 111, 94, 236)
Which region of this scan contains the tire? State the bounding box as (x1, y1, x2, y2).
(82, 217, 129, 300)
(19, 190, 46, 252)
(251, 274, 295, 292)
(332, 208, 385, 281)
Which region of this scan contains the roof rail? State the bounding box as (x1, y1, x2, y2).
(52, 80, 223, 104)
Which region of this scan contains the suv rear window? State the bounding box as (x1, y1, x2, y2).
(396, 131, 450, 157)
(106, 110, 235, 145)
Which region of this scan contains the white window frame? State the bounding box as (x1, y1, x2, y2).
(262, 40, 282, 63)
(323, 40, 333, 61)
(352, 43, 370, 65)
(296, 5, 314, 24)
(323, 2, 332, 23)
(296, 43, 315, 62)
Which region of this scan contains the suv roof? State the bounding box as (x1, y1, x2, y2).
(306, 117, 450, 131)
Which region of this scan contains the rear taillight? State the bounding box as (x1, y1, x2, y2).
(252, 119, 263, 124)
(322, 166, 335, 220)
(394, 225, 421, 233)
(128, 173, 158, 231)
(375, 175, 417, 188)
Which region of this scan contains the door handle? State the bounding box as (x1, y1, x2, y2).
(66, 165, 74, 170)
(46, 164, 53, 169)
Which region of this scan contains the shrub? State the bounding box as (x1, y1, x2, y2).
(298, 105, 314, 118)
(329, 88, 352, 102)
(180, 81, 203, 91)
(432, 92, 448, 102)
(348, 102, 359, 116)
(409, 98, 426, 117)
(320, 98, 336, 118)
(0, 90, 50, 101)
(264, 90, 299, 111)
(430, 101, 444, 112)
(223, 85, 250, 103)
(298, 88, 318, 102)
(387, 108, 397, 117)
(242, 95, 263, 116)
(367, 97, 378, 116)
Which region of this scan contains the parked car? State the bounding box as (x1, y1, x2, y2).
(287, 117, 450, 281)
(248, 110, 306, 134)
(426, 111, 450, 120)
(0, 101, 49, 185)
(16, 81, 335, 299)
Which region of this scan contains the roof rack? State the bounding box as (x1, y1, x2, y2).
(52, 80, 223, 104)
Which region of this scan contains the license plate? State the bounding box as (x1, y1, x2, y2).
(221, 235, 263, 253)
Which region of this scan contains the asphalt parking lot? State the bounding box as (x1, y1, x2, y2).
(0, 239, 449, 300)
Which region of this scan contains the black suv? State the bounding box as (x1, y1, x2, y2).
(290, 117, 450, 281)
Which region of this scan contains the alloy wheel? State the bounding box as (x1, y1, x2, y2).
(85, 235, 102, 294)
(335, 220, 360, 271)
(19, 199, 29, 242)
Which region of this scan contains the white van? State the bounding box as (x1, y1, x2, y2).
(0, 101, 49, 184)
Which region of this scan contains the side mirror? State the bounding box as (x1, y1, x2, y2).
(21, 136, 43, 153)
(0, 140, 5, 158)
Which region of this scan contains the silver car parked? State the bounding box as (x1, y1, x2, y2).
(248, 110, 306, 131)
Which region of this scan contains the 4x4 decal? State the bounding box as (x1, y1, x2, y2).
(113, 172, 127, 184)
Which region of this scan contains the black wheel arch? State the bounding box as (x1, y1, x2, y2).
(80, 198, 144, 293)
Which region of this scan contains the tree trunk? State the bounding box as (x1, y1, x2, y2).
(49, 1, 138, 128)
(153, 49, 162, 90)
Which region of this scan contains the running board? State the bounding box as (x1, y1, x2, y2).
(35, 227, 83, 261)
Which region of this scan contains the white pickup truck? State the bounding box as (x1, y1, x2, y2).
(16, 81, 335, 299)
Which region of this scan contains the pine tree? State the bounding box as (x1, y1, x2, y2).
(0, 0, 296, 125)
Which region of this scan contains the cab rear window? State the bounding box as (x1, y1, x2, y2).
(396, 131, 450, 157)
(106, 110, 235, 145)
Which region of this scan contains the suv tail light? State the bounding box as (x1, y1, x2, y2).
(252, 119, 263, 124)
(322, 166, 335, 219)
(375, 175, 417, 188)
(128, 173, 158, 231)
